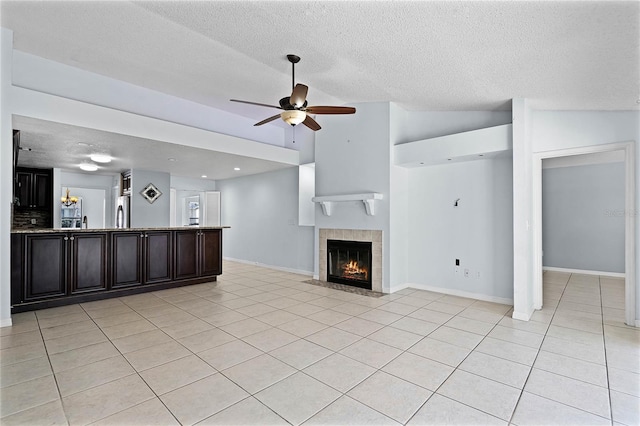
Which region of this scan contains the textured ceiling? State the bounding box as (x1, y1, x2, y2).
(2, 0, 638, 114)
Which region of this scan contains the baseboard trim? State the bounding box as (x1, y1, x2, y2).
(512, 310, 533, 321)
(394, 282, 513, 306)
(0, 318, 13, 328)
(223, 257, 313, 277)
(543, 266, 625, 278)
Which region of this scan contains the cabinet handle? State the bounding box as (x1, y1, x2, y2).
(70, 237, 75, 241)
(64, 236, 68, 241)
(140, 234, 144, 237)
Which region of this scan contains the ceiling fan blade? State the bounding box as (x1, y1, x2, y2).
(305, 106, 356, 115)
(254, 114, 281, 126)
(230, 99, 282, 110)
(290, 84, 308, 108)
(302, 115, 321, 131)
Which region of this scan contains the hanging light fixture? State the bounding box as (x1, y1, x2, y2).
(280, 110, 306, 126)
(61, 188, 79, 207)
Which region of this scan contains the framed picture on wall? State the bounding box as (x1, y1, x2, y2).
(141, 183, 162, 204)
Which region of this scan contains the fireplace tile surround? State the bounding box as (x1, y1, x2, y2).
(319, 229, 383, 292)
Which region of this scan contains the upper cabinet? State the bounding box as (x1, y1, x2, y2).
(15, 167, 53, 210)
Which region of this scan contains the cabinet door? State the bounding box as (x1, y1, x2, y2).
(33, 172, 51, 209)
(145, 231, 173, 284)
(112, 232, 143, 288)
(15, 172, 32, 208)
(174, 230, 198, 280)
(24, 234, 67, 301)
(200, 229, 221, 277)
(70, 233, 108, 294)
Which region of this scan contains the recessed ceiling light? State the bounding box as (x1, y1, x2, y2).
(90, 153, 112, 163)
(201, 175, 207, 178)
(168, 158, 176, 162)
(234, 167, 240, 171)
(79, 163, 98, 172)
(447, 158, 452, 161)
(419, 162, 424, 165)
(479, 154, 484, 157)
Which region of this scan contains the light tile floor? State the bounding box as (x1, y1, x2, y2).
(1, 263, 639, 425)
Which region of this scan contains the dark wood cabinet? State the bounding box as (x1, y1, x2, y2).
(16, 172, 31, 209)
(11, 228, 223, 312)
(112, 232, 144, 288)
(20, 232, 108, 301)
(69, 233, 108, 294)
(15, 167, 52, 210)
(175, 229, 221, 280)
(145, 231, 173, 284)
(112, 231, 173, 288)
(174, 230, 199, 280)
(23, 234, 67, 301)
(200, 229, 222, 277)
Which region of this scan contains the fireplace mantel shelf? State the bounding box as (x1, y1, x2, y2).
(312, 193, 383, 216)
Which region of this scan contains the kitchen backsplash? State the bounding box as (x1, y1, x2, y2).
(13, 209, 51, 230)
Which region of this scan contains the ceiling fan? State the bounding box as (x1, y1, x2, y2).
(230, 54, 356, 131)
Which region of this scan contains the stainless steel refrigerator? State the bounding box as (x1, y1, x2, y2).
(115, 195, 130, 228)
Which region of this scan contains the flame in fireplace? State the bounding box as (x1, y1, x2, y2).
(342, 260, 368, 280)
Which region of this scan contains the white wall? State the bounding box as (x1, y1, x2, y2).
(407, 158, 514, 302)
(392, 107, 513, 295)
(217, 167, 314, 274)
(130, 169, 170, 228)
(298, 163, 315, 227)
(543, 162, 625, 273)
(0, 28, 14, 326)
(389, 103, 409, 289)
(170, 175, 217, 192)
(314, 102, 392, 290)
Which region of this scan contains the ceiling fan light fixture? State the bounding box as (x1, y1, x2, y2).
(280, 110, 306, 126)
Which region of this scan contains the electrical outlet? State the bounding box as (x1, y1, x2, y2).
(30, 219, 37, 225)
(464, 268, 469, 278)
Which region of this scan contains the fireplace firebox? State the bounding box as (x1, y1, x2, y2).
(327, 239, 372, 289)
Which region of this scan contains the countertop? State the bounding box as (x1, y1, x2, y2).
(12, 226, 230, 234)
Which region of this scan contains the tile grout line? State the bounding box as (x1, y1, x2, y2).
(77, 302, 182, 426)
(504, 272, 569, 425)
(600, 274, 615, 424)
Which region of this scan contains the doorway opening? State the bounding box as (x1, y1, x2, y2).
(533, 141, 636, 326)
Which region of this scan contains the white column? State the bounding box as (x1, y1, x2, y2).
(512, 98, 534, 321)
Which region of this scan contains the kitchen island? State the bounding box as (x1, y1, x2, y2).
(11, 227, 228, 313)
